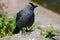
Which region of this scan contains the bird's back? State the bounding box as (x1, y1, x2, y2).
(16, 9, 34, 28)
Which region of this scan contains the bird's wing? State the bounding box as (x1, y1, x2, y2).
(16, 10, 23, 22)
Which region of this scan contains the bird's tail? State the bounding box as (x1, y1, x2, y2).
(12, 26, 20, 34)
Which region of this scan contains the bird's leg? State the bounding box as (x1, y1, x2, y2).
(24, 27, 32, 35)
(21, 28, 27, 35)
(25, 27, 33, 32)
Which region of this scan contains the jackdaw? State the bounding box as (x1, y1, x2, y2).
(13, 3, 37, 34)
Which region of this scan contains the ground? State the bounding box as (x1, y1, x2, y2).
(0, 0, 60, 40)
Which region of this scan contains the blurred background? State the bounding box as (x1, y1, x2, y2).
(0, 0, 60, 40)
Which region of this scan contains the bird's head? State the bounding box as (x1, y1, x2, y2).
(23, 3, 38, 11)
(29, 3, 38, 8)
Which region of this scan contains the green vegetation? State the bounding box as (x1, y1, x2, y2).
(0, 4, 16, 37)
(40, 24, 60, 40)
(0, 11, 16, 37)
(31, 0, 60, 14)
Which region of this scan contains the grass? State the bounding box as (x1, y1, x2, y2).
(31, 0, 60, 14)
(0, 4, 16, 37)
(40, 24, 60, 40)
(0, 11, 16, 37)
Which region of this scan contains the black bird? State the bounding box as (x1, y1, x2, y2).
(13, 3, 37, 34)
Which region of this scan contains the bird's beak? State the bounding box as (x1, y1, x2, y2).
(34, 5, 38, 8)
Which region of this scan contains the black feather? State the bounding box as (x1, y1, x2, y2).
(13, 3, 37, 34)
(13, 26, 20, 34)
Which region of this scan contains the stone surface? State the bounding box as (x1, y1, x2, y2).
(0, 0, 60, 40)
